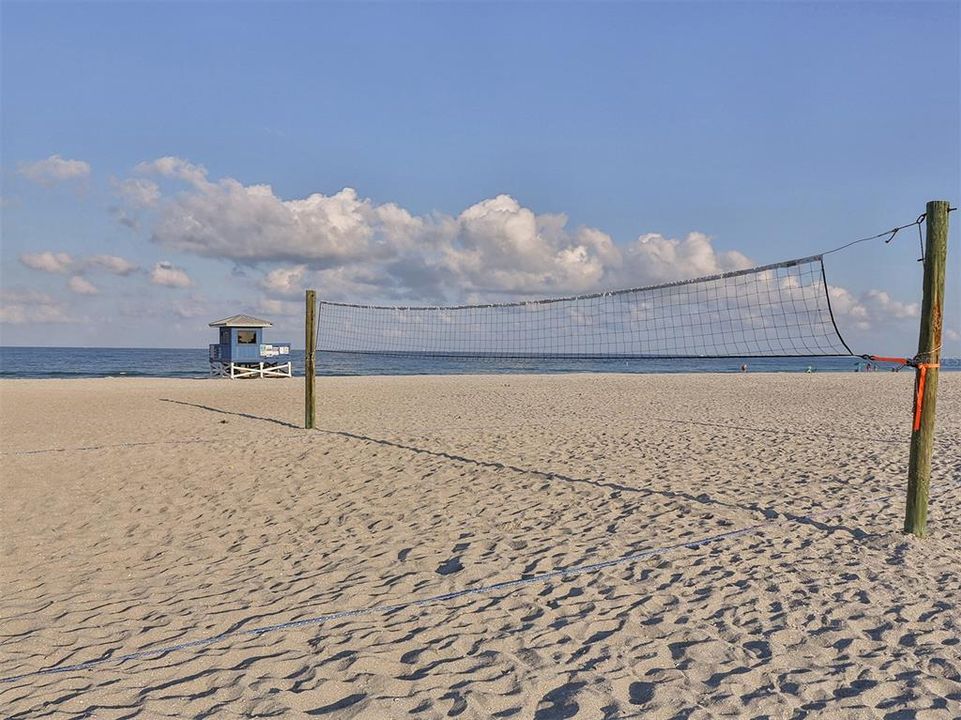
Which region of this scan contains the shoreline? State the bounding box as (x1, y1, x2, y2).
(8, 346, 954, 382)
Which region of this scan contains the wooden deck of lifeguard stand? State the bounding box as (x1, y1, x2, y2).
(208, 315, 292, 379)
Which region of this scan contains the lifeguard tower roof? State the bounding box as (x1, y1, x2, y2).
(208, 314, 272, 328)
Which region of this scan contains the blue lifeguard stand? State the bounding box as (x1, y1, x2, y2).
(208, 314, 292, 379)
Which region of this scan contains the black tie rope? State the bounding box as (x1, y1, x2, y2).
(821, 213, 927, 258)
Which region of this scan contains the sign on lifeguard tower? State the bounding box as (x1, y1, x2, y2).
(208, 314, 292, 379)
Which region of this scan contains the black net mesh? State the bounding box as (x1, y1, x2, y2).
(316, 255, 852, 358)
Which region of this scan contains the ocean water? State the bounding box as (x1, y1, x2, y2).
(1, 346, 957, 380)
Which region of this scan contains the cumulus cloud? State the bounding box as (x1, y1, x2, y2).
(623, 233, 753, 285)
(150, 261, 192, 288)
(21, 251, 140, 279)
(137, 158, 754, 303)
(112, 177, 161, 208)
(828, 286, 869, 329)
(136, 156, 210, 187)
(18, 155, 91, 186)
(862, 290, 919, 320)
(256, 297, 301, 317)
(260, 265, 308, 297)
(436, 196, 619, 294)
(20, 251, 74, 274)
(124, 157, 930, 348)
(150, 182, 410, 266)
(0, 289, 72, 324)
(85, 255, 139, 276)
(109, 177, 162, 230)
(68, 276, 99, 295)
(171, 294, 211, 319)
(829, 286, 920, 331)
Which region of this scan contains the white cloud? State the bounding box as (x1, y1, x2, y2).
(124, 156, 945, 354)
(171, 294, 211, 319)
(260, 265, 308, 297)
(21, 251, 141, 280)
(828, 286, 870, 330)
(20, 251, 74, 274)
(829, 286, 919, 331)
(150, 261, 192, 288)
(136, 156, 210, 188)
(623, 232, 753, 285)
(68, 276, 99, 295)
(256, 297, 301, 317)
(85, 255, 139, 276)
(150, 181, 399, 265)
(112, 177, 160, 208)
(862, 290, 919, 320)
(437, 196, 617, 294)
(18, 155, 91, 186)
(109, 177, 162, 230)
(0, 289, 72, 324)
(138, 158, 754, 303)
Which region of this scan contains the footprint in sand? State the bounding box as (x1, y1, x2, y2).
(436, 556, 464, 575)
(628, 681, 655, 705)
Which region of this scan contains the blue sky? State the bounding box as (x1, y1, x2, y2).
(1, 1, 958, 354)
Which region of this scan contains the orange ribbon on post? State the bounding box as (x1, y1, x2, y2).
(862, 354, 939, 432)
(912, 363, 939, 432)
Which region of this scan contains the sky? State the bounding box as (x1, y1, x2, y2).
(1, 1, 959, 355)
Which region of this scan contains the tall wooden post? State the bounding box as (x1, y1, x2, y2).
(305, 289, 317, 429)
(904, 200, 950, 537)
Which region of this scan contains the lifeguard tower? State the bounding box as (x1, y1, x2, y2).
(208, 314, 292, 379)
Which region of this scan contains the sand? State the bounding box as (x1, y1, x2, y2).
(1, 372, 959, 719)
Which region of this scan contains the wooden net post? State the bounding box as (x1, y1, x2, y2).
(305, 289, 317, 429)
(903, 200, 950, 537)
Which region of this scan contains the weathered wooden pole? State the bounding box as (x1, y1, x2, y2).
(305, 289, 317, 429)
(904, 200, 950, 537)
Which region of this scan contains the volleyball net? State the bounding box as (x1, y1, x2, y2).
(314, 254, 853, 359)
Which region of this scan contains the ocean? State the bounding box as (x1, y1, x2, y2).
(1, 346, 956, 379)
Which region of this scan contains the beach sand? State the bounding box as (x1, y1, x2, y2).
(1, 373, 959, 719)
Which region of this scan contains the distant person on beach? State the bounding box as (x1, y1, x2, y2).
(740, 364, 748, 373)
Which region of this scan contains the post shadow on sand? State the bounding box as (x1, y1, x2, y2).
(159, 398, 883, 540)
(159, 398, 301, 429)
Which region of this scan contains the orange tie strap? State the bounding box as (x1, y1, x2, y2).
(862, 354, 939, 431)
(866, 355, 911, 366)
(913, 362, 939, 432)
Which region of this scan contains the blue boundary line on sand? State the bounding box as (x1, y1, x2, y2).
(0, 494, 897, 687)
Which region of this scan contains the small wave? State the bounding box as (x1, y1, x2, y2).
(0, 370, 207, 380)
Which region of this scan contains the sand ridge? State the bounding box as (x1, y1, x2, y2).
(1, 373, 960, 718)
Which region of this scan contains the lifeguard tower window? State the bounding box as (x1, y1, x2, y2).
(237, 331, 257, 344)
